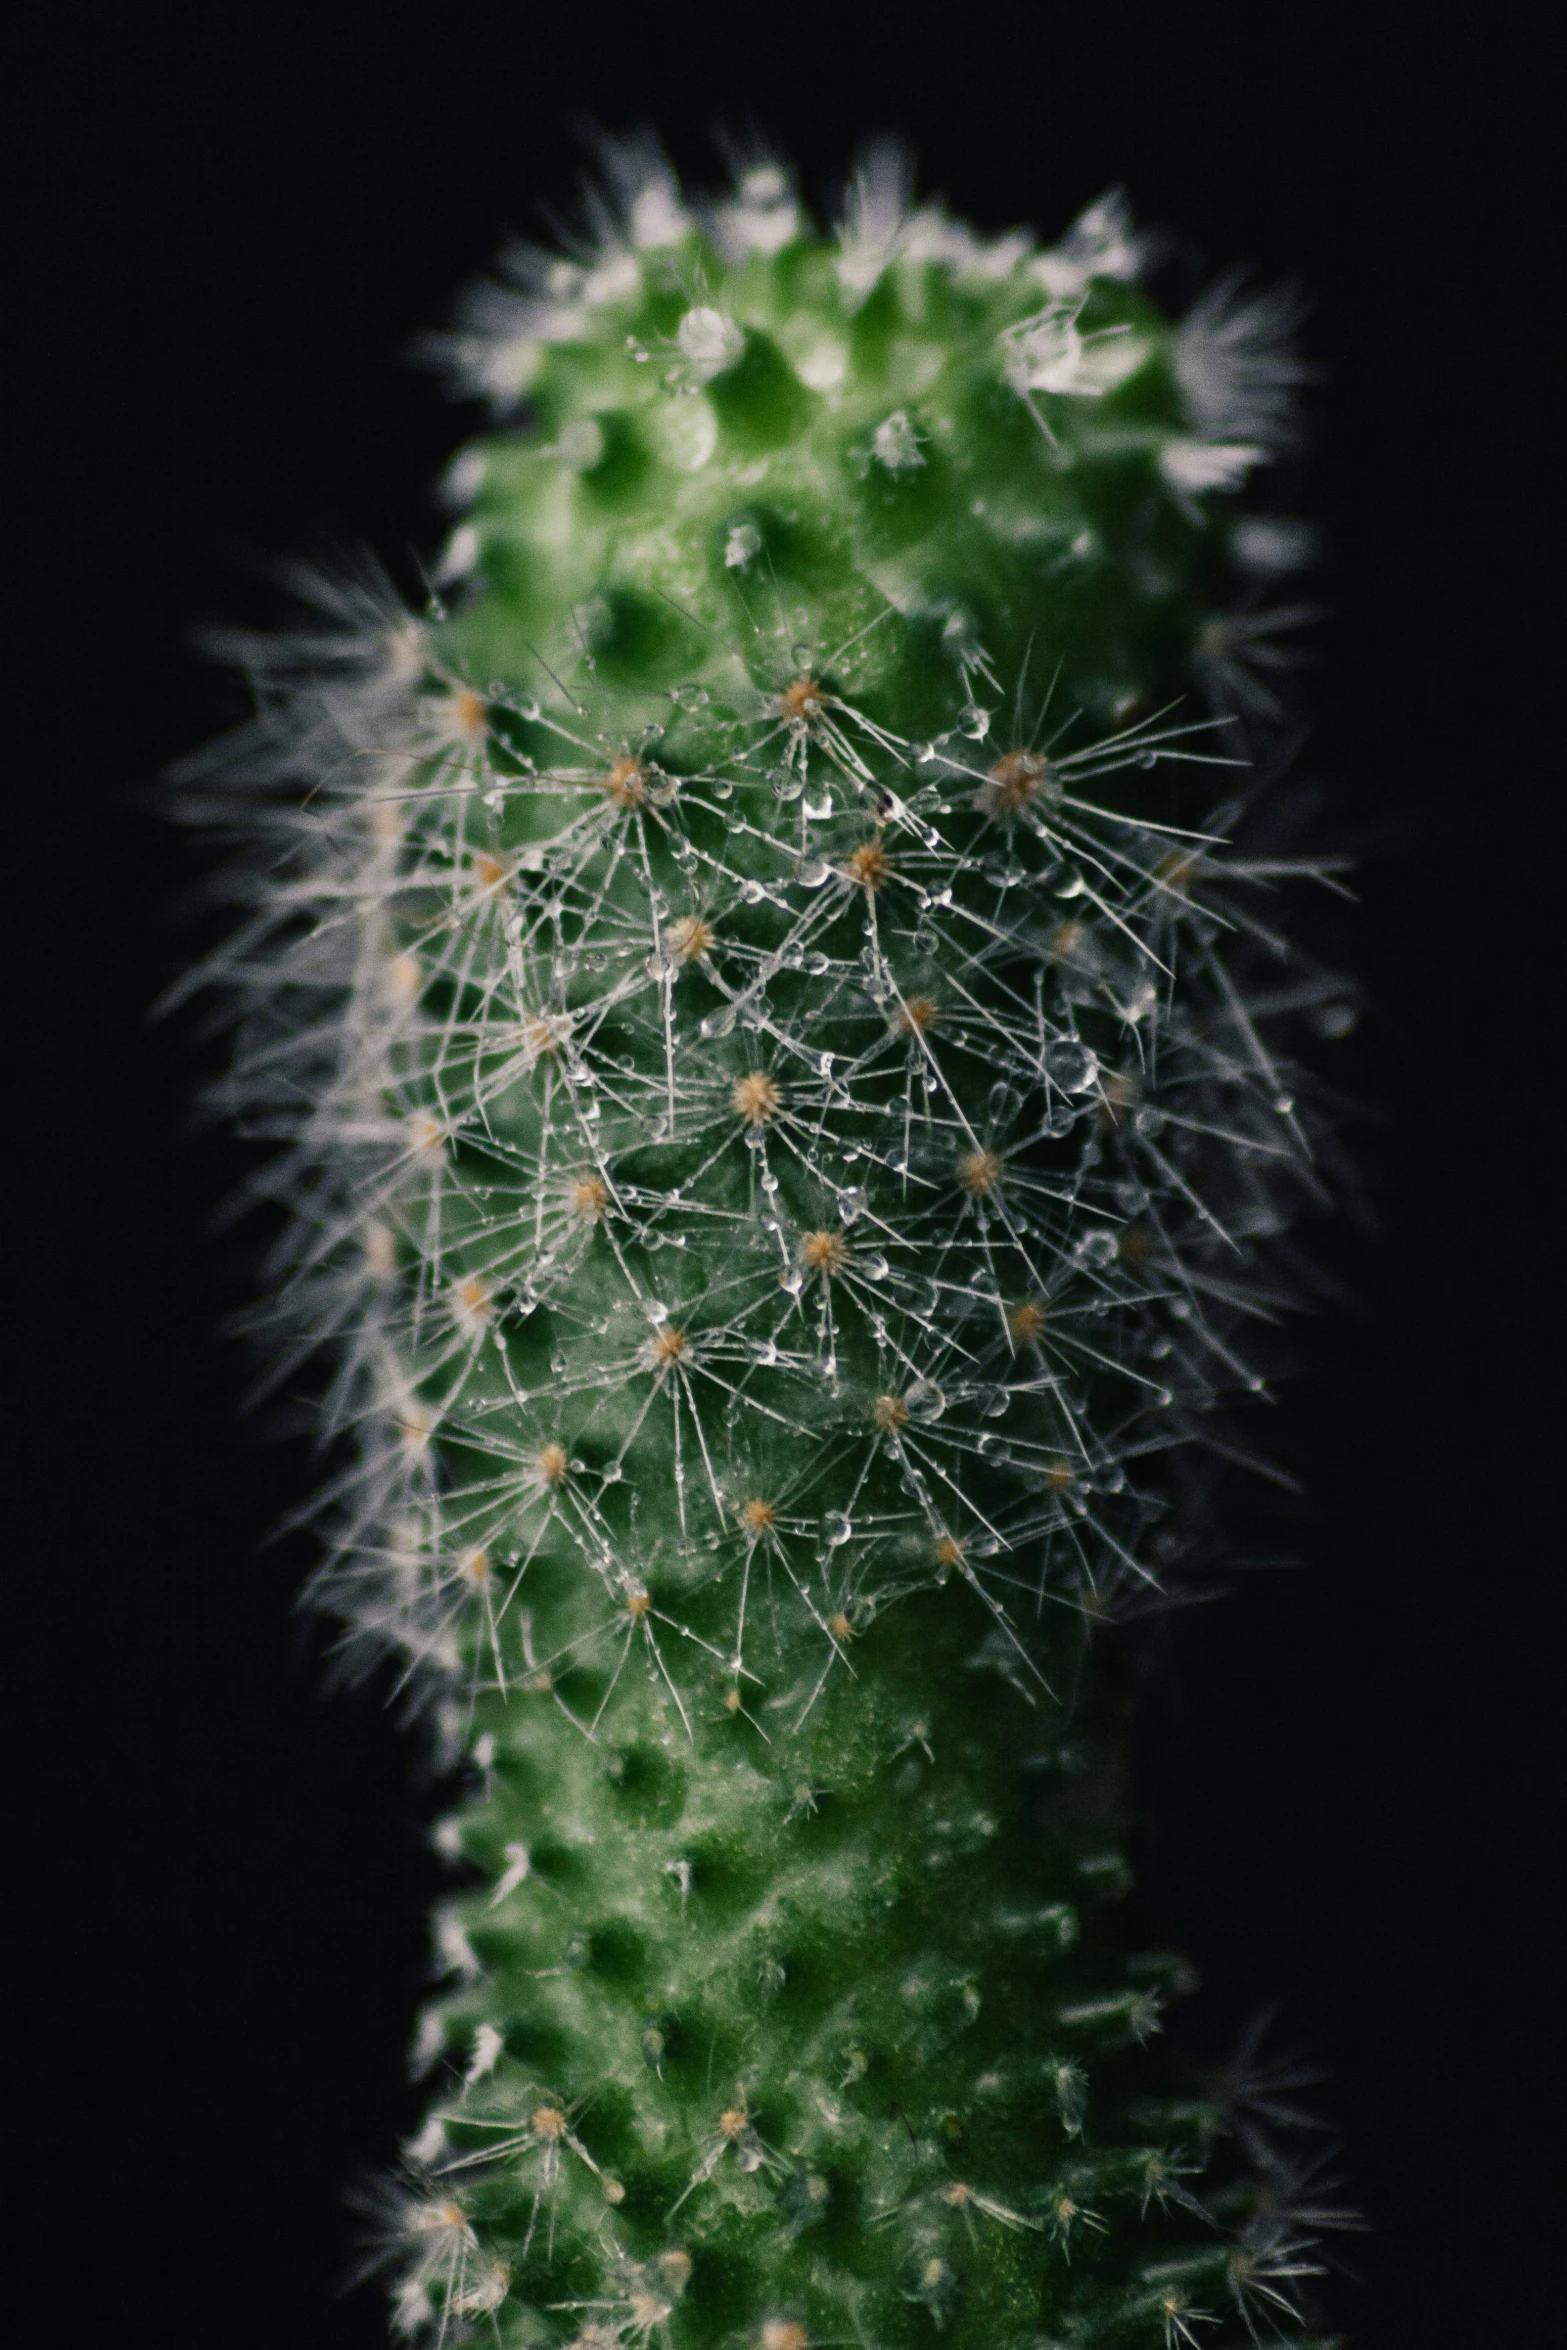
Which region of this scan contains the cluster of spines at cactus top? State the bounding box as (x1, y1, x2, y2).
(177, 142, 1351, 2350)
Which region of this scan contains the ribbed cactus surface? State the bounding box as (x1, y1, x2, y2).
(184, 149, 1342, 2350)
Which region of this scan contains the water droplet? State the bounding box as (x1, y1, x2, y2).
(959, 705, 993, 741)
(987, 1081, 1021, 1125)
(740, 878, 766, 905)
(904, 1378, 945, 1422)
(861, 1253, 889, 1281)
(711, 778, 734, 801)
(1042, 1103, 1077, 1138)
(770, 767, 803, 802)
(669, 683, 709, 708)
(1132, 1106, 1165, 1137)
(803, 790, 833, 821)
(699, 1005, 738, 1039)
(822, 1510, 853, 1548)
(1046, 1041, 1099, 1094)
(794, 856, 830, 888)
(837, 1187, 867, 1223)
(518, 696, 541, 722)
(1074, 1231, 1117, 1268)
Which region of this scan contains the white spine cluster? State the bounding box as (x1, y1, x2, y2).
(172, 603, 1346, 1727)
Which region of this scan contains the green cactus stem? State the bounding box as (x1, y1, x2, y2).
(178, 144, 1347, 2350)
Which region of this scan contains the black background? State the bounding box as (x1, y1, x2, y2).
(8, 7, 1553, 2343)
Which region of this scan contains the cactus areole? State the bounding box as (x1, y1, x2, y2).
(184, 149, 1345, 2349)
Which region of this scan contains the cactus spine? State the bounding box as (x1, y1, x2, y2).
(183, 146, 1344, 2350)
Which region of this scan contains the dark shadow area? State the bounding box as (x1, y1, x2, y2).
(9, 9, 1548, 2343)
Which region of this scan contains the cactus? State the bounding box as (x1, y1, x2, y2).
(178, 144, 1349, 2350)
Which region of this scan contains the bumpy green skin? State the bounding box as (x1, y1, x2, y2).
(440, 1588, 1203, 2349)
(234, 191, 1331, 2347)
(454, 246, 1213, 736)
